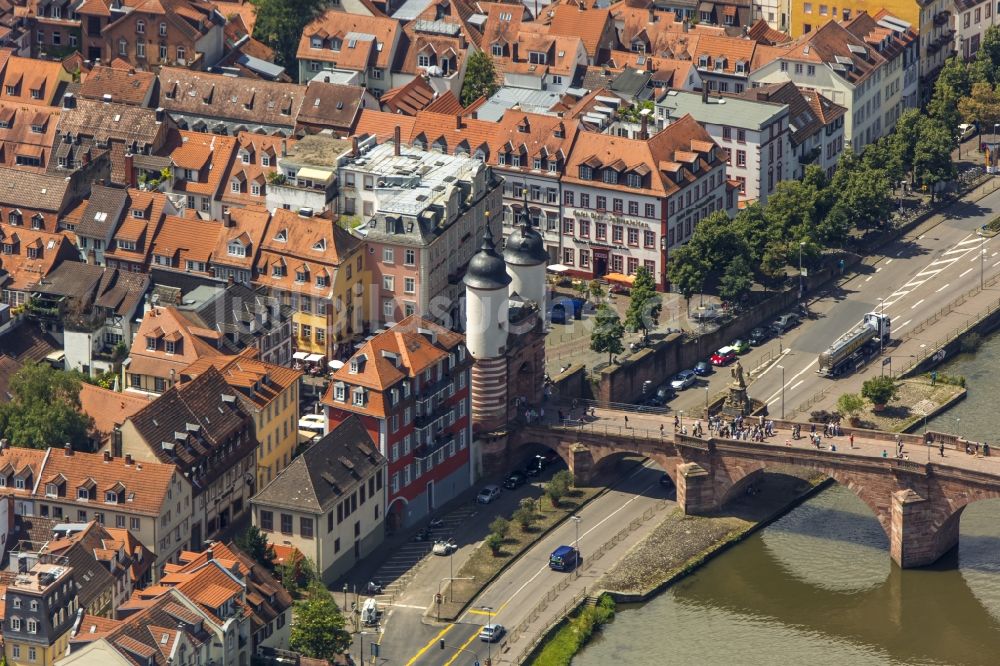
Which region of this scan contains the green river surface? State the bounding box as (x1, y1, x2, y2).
(573, 335, 1000, 666)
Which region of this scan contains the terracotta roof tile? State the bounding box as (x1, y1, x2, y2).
(548, 4, 612, 57)
(297, 12, 400, 71)
(380, 76, 436, 115)
(79, 64, 156, 106)
(79, 383, 155, 439)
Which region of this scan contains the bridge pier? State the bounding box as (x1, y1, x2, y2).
(677, 462, 717, 515)
(568, 443, 596, 486)
(890, 489, 960, 568)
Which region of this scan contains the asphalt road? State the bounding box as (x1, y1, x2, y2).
(396, 461, 670, 666)
(669, 185, 1000, 417)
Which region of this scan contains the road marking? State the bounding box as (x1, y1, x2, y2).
(876, 267, 882, 273)
(392, 604, 430, 610)
(961, 268, 974, 277)
(753, 350, 790, 379)
(404, 625, 455, 666)
(993, 252, 998, 258)
(865, 276, 873, 282)
(467, 609, 493, 616)
(929, 259, 956, 266)
(789, 380, 804, 391)
(994, 260, 1000, 268)
(936, 283, 950, 292)
(441, 629, 480, 666)
(764, 359, 817, 405)
(915, 268, 944, 278)
(971, 254, 983, 263)
(956, 236, 983, 246)
(943, 248, 972, 256)
(903, 280, 925, 288)
(885, 258, 893, 264)
(911, 299, 924, 309)
(896, 319, 912, 333)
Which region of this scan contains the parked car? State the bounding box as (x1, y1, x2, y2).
(549, 545, 582, 571)
(433, 539, 458, 556)
(748, 327, 770, 346)
(693, 360, 712, 376)
(476, 485, 501, 504)
(958, 122, 977, 142)
(729, 339, 750, 354)
(479, 624, 506, 643)
(670, 370, 697, 390)
(503, 471, 526, 489)
(771, 313, 801, 334)
(710, 347, 737, 366)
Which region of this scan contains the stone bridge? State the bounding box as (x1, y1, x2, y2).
(505, 413, 1000, 569)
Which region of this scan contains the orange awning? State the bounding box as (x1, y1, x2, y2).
(604, 272, 635, 285)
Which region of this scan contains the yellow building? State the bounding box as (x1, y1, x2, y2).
(181, 349, 303, 487)
(255, 209, 368, 360)
(4, 562, 78, 666)
(791, 0, 918, 37)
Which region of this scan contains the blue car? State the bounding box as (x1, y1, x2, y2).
(693, 361, 712, 376)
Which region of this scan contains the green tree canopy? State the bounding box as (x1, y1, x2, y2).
(913, 118, 956, 199)
(461, 51, 499, 106)
(234, 526, 275, 569)
(861, 375, 899, 407)
(928, 57, 967, 137)
(958, 82, 1000, 133)
(289, 583, 351, 660)
(829, 159, 892, 232)
(590, 304, 624, 365)
(891, 109, 925, 183)
(718, 255, 754, 306)
(250, 0, 328, 68)
(0, 363, 93, 449)
(624, 266, 661, 340)
(969, 25, 1000, 84)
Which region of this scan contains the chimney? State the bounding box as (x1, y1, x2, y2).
(125, 453, 133, 465)
(103, 450, 111, 462)
(394, 125, 401, 156)
(155, 107, 165, 123)
(640, 111, 649, 140)
(0, 438, 7, 450)
(64, 443, 73, 456)
(702, 86, 709, 104)
(62, 92, 76, 109)
(456, 115, 463, 130)
(124, 153, 136, 188)
(222, 209, 233, 227)
(683, 18, 689, 32)
(351, 136, 359, 157)
(648, 7, 655, 23)
(206, 551, 214, 561)
(281, 140, 287, 158)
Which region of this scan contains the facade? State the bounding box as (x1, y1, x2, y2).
(3, 559, 79, 666)
(656, 89, 792, 204)
(265, 135, 351, 214)
(0, 224, 79, 307)
(253, 208, 367, 359)
(99, 0, 225, 71)
(251, 416, 386, 582)
(296, 12, 402, 92)
(119, 366, 257, 550)
(180, 349, 302, 487)
(338, 136, 502, 327)
(125, 306, 225, 395)
(323, 316, 471, 530)
(560, 115, 732, 289)
(220, 135, 288, 211)
(162, 130, 237, 220)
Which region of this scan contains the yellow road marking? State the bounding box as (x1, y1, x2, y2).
(404, 624, 455, 666)
(441, 627, 480, 666)
(466, 609, 492, 616)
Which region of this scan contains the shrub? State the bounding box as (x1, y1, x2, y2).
(485, 533, 503, 556)
(546, 470, 574, 507)
(513, 507, 534, 530)
(532, 594, 616, 666)
(836, 393, 865, 421)
(862, 375, 898, 407)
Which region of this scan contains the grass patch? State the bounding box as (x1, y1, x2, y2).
(438, 487, 602, 618)
(530, 594, 615, 666)
(985, 215, 1000, 234)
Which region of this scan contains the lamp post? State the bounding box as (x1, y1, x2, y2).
(482, 606, 495, 665)
(777, 365, 785, 419)
(358, 631, 374, 666)
(704, 387, 709, 419)
(879, 298, 885, 356)
(437, 576, 473, 621)
(571, 515, 582, 578)
(798, 241, 806, 300)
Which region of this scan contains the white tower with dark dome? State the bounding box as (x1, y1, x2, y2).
(464, 217, 512, 431)
(503, 205, 549, 309)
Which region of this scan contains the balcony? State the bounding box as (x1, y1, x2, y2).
(413, 433, 456, 462)
(933, 10, 950, 25)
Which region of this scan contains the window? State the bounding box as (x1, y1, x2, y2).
(737, 129, 746, 142)
(383, 275, 394, 291)
(628, 201, 639, 215)
(736, 150, 746, 167)
(383, 247, 394, 263)
(644, 230, 656, 248)
(404, 249, 415, 265)
(807, 65, 816, 76)
(613, 198, 623, 213)
(596, 195, 606, 210)
(580, 249, 590, 268)
(579, 165, 592, 180)
(627, 228, 639, 246)
(564, 190, 574, 205)
(562, 218, 574, 235)
(645, 203, 655, 217)
(562, 248, 574, 265)
(136, 19, 145, 33)
(130, 516, 140, 530)
(27, 619, 37, 634)
(11, 646, 18, 659)
(10, 618, 20, 631)
(280, 513, 292, 534)
(28, 648, 36, 662)
(603, 169, 618, 184)
(627, 173, 642, 188)
(612, 225, 623, 243)
(404, 277, 415, 293)
(492, 44, 503, 57)
(118, 38, 127, 55)
(177, 46, 185, 61)
(300, 517, 314, 539)
(78, 487, 90, 500)
(159, 44, 167, 60)
(159, 22, 167, 36)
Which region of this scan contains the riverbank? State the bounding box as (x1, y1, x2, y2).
(523, 469, 828, 664)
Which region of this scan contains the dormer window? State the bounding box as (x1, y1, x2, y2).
(352, 387, 366, 406)
(627, 173, 642, 188)
(26, 247, 37, 259)
(295, 270, 306, 283)
(30, 123, 42, 133)
(579, 165, 592, 180)
(45, 483, 58, 497)
(8, 211, 20, 225)
(29, 89, 40, 100)
(529, 51, 547, 65)
(240, 150, 250, 164)
(2, 243, 12, 254)
(736, 61, 746, 74)
(118, 239, 136, 251)
(271, 264, 284, 277)
(333, 382, 345, 401)
(491, 43, 503, 57)
(603, 169, 618, 184)
(14, 477, 24, 489)
(331, 38, 342, 51)
(715, 57, 726, 71)
(274, 229, 287, 242)
(165, 340, 176, 354)
(131, 208, 145, 219)
(228, 242, 246, 257)
(31, 215, 42, 230)
(311, 36, 322, 48)
(145, 336, 156, 350)
(699, 55, 709, 67)
(261, 155, 271, 167)
(316, 274, 329, 287)
(105, 490, 119, 503)
(79, 486, 92, 500)
(349, 359, 359, 373)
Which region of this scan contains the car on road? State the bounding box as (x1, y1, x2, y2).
(748, 327, 770, 346)
(771, 313, 801, 334)
(693, 360, 712, 376)
(958, 123, 977, 142)
(729, 339, 750, 354)
(479, 624, 506, 643)
(549, 545, 582, 571)
(670, 370, 697, 390)
(710, 347, 737, 366)
(503, 471, 526, 489)
(476, 485, 501, 504)
(432, 539, 458, 556)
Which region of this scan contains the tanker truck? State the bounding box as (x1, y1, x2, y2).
(817, 312, 891, 377)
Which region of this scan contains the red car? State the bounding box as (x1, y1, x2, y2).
(710, 347, 737, 366)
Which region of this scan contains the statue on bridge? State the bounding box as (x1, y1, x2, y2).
(731, 360, 747, 388)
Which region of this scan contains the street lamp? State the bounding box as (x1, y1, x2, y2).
(358, 631, 375, 666)
(777, 365, 785, 420)
(798, 241, 806, 300)
(436, 576, 473, 620)
(571, 515, 582, 578)
(704, 387, 709, 420)
(482, 606, 495, 665)
(878, 298, 885, 356)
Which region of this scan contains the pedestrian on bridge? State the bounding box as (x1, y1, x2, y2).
(940, 442, 946, 457)
(624, 415, 630, 428)
(850, 433, 855, 449)
(660, 423, 664, 436)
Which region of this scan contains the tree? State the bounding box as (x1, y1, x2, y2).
(958, 82, 1000, 135)
(251, 0, 328, 68)
(512, 506, 534, 530)
(970, 25, 1000, 84)
(624, 266, 661, 341)
(235, 526, 275, 569)
(485, 533, 503, 555)
(891, 109, 925, 184)
(289, 583, 351, 661)
(588, 280, 605, 303)
(575, 280, 591, 301)
(489, 517, 510, 540)
(718, 255, 754, 306)
(913, 119, 956, 200)
(836, 393, 865, 423)
(0, 363, 93, 450)
(461, 51, 499, 106)
(861, 375, 898, 409)
(590, 304, 624, 365)
(667, 248, 706, 306)
(545, 470, 572, 507)
(928, 57, 967, 138)
(830, 160, 892, 232)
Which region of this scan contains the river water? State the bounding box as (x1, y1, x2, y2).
(574, 340, 1000, 666)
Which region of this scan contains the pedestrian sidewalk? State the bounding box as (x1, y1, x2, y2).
(494, 498, 672, 665)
